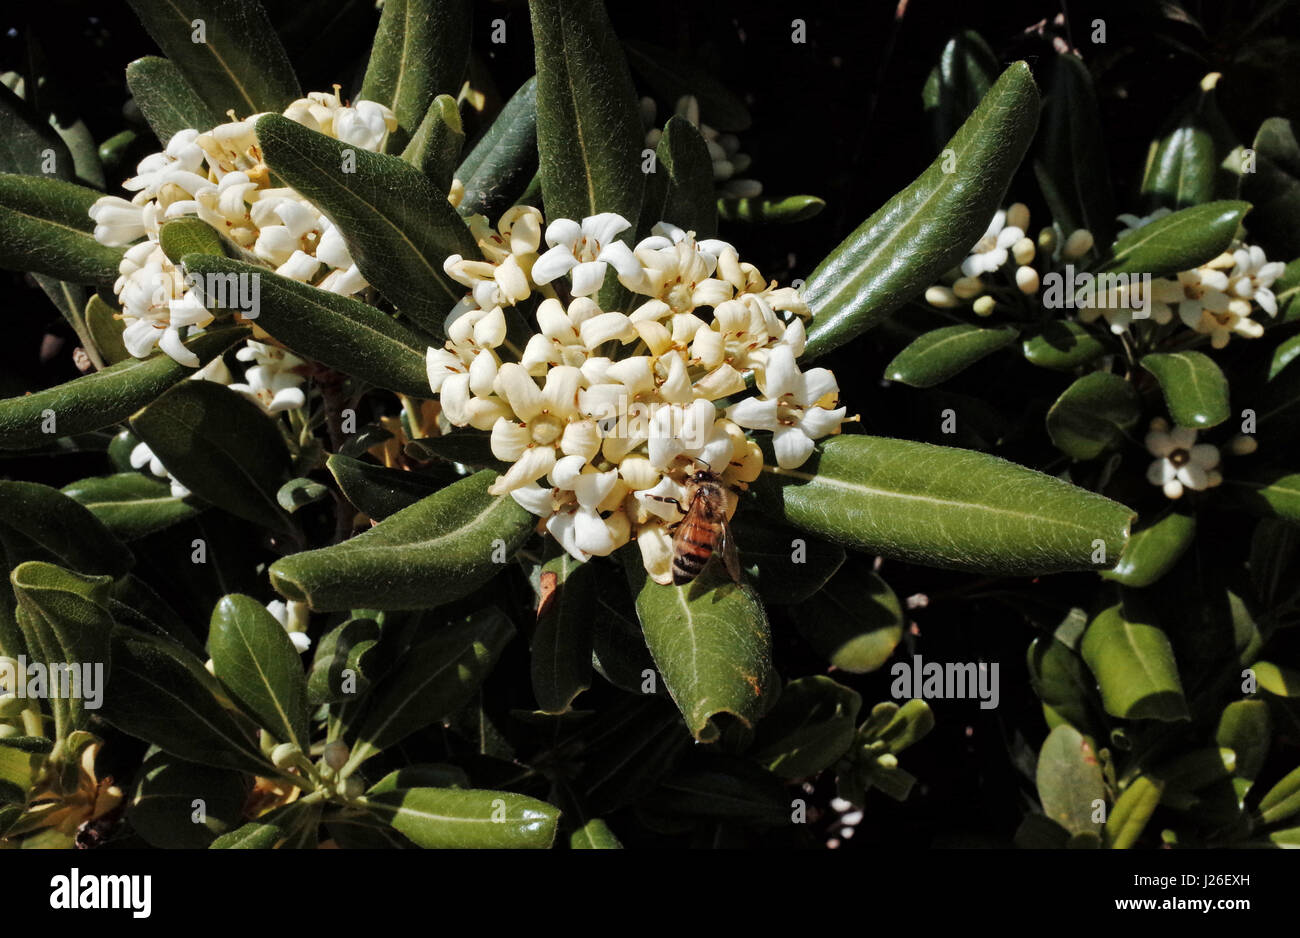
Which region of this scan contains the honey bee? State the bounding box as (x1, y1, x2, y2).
(669, 469, 741, 585)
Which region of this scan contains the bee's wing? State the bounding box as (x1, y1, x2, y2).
(720, 517, 742, 584)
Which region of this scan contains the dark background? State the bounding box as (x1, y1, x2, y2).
(1, 0, 1296, 847)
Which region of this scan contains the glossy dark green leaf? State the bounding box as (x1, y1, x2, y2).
(1252, 660, 1300, 697)
(0, 481, 132, 579)
(1259, 766, 1300, 825)
(624, 40, 751, 131)
(1022, 320, 1107, 371)
(255, 114, 475, 336)
(1249, 518, 1300, 611)
(100, 629, 269, 774)
(181, 254, 431, 397)
(801, 63, 1039, 360)
(125, 0, 301, 117)
(209, 799, 312, 848)
(128, 747, 248, 848)
(270, 470, 533, 611)
(922, 31, 998, 148)
(125, 56, 225, 142)
(327, 453, 451, 521)
(130, 379, 294, 535)
(1140, 351, 1230, 429)
(1045, 371, 1141, 460)
(532, 553, 595, 715)
(1080, 604, 1188, 722)
(61, 473, 201, 541)
(884, 324, 1017, 388)
(403, 430, 509, 472)
(627, 561, 773, 743)
(401, 94, 463, 190)
(1217, 699, 1270, 792)
(209, 594, 310, 750)
(1140, 80, 1236, 212)
(1241, 117, 1300, 259)
(1033, 53, 1115, 245)
(276, 478, 328, 514)
(0, 325, 246, 450)
(641, 754, 789, 826)
(1027, 612, 1099, 734)
(455, 77, 538, 218)
(1221, 471, 1300, 523)
(646, 116, 716, 240)
(531, 0, 644, 231)
(729, 514, 844, 606)
(158, 216, 227, 264)
(749, 676, 861, 779)
(1102, 509, 1196, 588)
(715, 194, 825, 225)
(1100, 200, 1249, 278)
(751, 435, 1134, 575)
(788, 560, 901, 673)
(0, 83, 73, 180)
(0, 174, 123, 284)
(307, 615, 380, 707)
(365, 786, 559, 848)
(1106, 775, 1163, 849)
(1036, 724, 1105, 837)
(344, 610, 514, 768)
(84, 295, 131, 365)
(569, 817, 622, 848)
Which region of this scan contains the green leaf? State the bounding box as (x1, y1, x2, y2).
(125, 0, 301, 117)
(624, 40, 751, 131)
(1140, 351, 1230, 429)
(1140, 79, 1237, 213)
(344, 610, 514, 768)
(1080, 604, 1188, 722)
(0, 325, 247, 450)
(364, 786, 559, 848)
(627, 561, 773, 743)
(1036, 724, 1106, 837)
(1033, 53, 1116, 245)
(646, 116, 716, 240)
(1222, 470, 1300, 523)
(1106, 776, 1164, 848)
(1259, 766, 1300, 826)
(641, 754, 789, 827)
(715, 194, 825, 225)
(128, 747, 248, 848)
(181, 254, 432, 397)
(276, 478, 328, 514)
(361, 0, 470, 152)
(454, 77, 538, 218)
(531, 0, 644, 231)
(158, 216, 227, 264)
(1045, 371, 1141, 460)
(801, 63, 1039, 360)
(269, 470, 533, 611)
(1100, 200, 1249, 278)
(1252, 660, 1300, 697)
(749, 676, 861, 779)
(1217, 699, 1270, 790)
(0, 83, 74, 180)
(1240, 117, 1300, 259)
(401, 94, 464, 190)
(11, 562, 113, 742)
(884, 324, 1018, 388)
(728, 514, 844, 606)
(208, 594, 310, 750)
(327, 453, 451, 521)
(1102, 509, 1195, 588)
(306, 615, 380, 707)
(1027, 612, 1099, 734)
(0, 174, 123, 284)
(255, 113, 476, 337)
(85, 295, 131, 366)
(209, 799, 312, 848)
(532, 553, 596, 715)
(0, 481, 133, 579)
(788, 560, 902, 673)
(61, 473, 202, 541)
(130, 379, 294, 535)
(569, 817, 622, 848)
(922, 30, 998, 149)
(100, 629, 269, 774)
(751, 435, 1134, 575)
(125, 56, 225, 142)
(1022, 320, 1107, 371)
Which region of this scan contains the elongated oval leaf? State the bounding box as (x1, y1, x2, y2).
(884, 324, 1017, 388)
(788, 560, 902, 673)
(1045, 371, 1141, 460)
(125, 56, 225, 143)
(0, 481, 132, 578)
(128, 747, 248, 848)
(0, 84, 74, 180)
(365, 786, 559, 848)
(749, 676, 861, 779)
(1102, 510, 1195, 588)
(85, 295, 131, 365)
(327, 453, 453, 521)
(922, 30, 998, 148)
(269, 470, 534, 611)
(531, 0, 644, 231)
(182, 253, 431, 397)
(801, 63, 1039, 359)
(1140, 351, 1230, 429)
(1036, 724, 1105, 837)
(628, 562, 773, 743)
(255, 114, 476, 337)
(61, 473, 201, 541)
(402, 94, 464, 189)
(532, 553, 595, 715)
(1101, 200, 1249, 278)
(0, 325, 246, 450)
(1140, 82, 1235, 212)
(647, 116, 716, 240)
(125, 0, 301, 117)
(570, 817, 622, 848)
(1106, 775, 1164, 849)
(751, 435, 1134, 575)
(1080, 604, 1188, 722)
(209, 595, 310, 750)
(729, 513, 844, 606)
(455, 77, 538, 218)
(360, 0, 470, 151)
(1241, 117, 1300, 259)
(0, 174, 123, 284)
(1022, 320, 1106, 371)
(715, 194, 825, 225)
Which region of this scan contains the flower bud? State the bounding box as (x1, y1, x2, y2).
(925, 286, 958, 308)
(952, 276, 983, 300)
(1015, 266, 1040, 294)
(972, 295, 997, 317)
(343, 776, 365, 799)
(1006, 202, 1030, 233)
(1062, 229, 1094, 261)
(323, 740, 350, 771)
(1012, 237, 1036, 267)
(271, 742, 301, 769)
(1229, 434, 1258, 455)
(1037, 227, 1058, 254)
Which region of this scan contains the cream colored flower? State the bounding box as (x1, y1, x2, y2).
(726, 346, 846, 469)
(1144, 419, 1221, 499)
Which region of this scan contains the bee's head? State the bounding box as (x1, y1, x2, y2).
(691, 469, 713, 484)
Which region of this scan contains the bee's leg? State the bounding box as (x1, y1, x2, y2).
(643, 494, 685, 512)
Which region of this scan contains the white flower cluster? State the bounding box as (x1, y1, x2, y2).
(642, 95, 762, 199)
(89, 88, 397, 366)
(428, 209, 849, 584)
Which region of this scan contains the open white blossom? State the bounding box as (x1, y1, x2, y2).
(1144, 418, 1222, 499)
